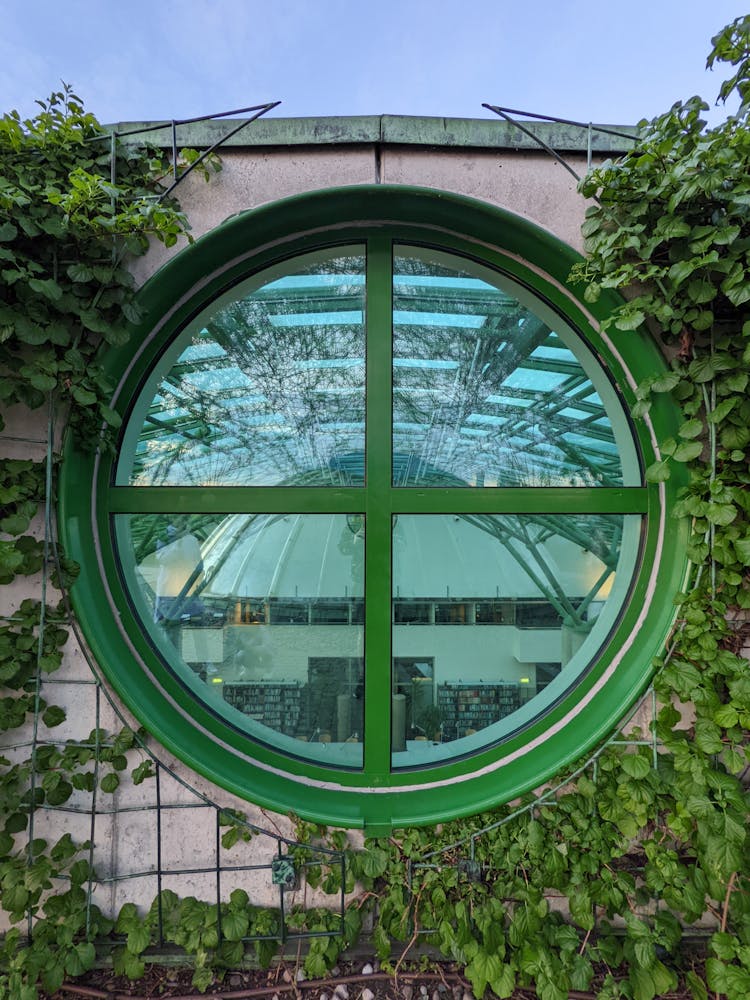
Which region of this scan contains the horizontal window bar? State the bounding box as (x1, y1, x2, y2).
(388, 487, 647, 514)
(108, 486, 368, 513)
(107, 486, 648, 515)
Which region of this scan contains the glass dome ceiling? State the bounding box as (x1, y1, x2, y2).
(112, 240, 641, 776)
(120, 248, 635, 490)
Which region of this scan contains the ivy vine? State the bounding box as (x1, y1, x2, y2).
(3, 17, 750, 997)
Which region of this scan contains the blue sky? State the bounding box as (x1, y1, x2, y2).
(1, 1, 748, 126)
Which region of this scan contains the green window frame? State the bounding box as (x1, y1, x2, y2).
(60, 186, 689, 832)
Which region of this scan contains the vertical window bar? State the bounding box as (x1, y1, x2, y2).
(363, 238, 393, 779)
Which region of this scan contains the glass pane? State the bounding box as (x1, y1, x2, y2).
(118, 248, 366, 486)
(391, 513, 639, 768)
(116, 513, 365, 767)
(393, 247, 638, 487)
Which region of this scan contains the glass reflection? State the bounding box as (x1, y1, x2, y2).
(117, 513, 365, 767)
(122, 248, 366, 486)
(391, 513, 639, 768)
(393, 248, 635, 487)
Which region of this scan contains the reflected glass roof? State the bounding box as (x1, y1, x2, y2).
(124, 250, 630, 488)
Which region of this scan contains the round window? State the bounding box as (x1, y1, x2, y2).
(60, 186, 688, 831)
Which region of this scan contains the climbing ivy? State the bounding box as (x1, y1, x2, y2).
(354, 19, 750, 1000)
(0, 86, 198, 999)
(3, 18, 750, 997)
(562, 17, 750, 997)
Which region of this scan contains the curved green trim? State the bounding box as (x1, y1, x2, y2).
(59, 185, 690, 830)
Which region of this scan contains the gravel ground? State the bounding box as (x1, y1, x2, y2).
(41, 957, 706, 1000)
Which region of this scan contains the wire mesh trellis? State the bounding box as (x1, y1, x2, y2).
(1, 99, 351, 953)
(2, 99, 708, 954)
(4, 404, 348, 948)
(400, 104, 680, 931)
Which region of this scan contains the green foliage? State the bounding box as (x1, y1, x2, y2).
(564, 15, 750, 995)
(0, 86, 198, 998)
(0, 84, 190, 448)
(3, 28, 750, 995)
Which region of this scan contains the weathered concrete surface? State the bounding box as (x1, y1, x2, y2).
(132, 141, 596, 287)
(111, 113, 635, 153)
(0, 119, 620, 921)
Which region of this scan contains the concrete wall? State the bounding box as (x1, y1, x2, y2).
(0, 115, 635, 919)
(132, 145, 593, 287)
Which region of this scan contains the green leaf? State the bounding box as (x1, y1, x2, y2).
(221, 826, 239, 850)
(634, 937, 655, 970)
(707, 398, 738, 423)
(4, 884, 29, 911)
(122, 299, 143, 324)
(45, 780, 73, 806)
(100, 772, 120, 793)
(630, 963, 657, 1000)
(722, 425, 750, 449)
(360, 846, 389, 878)
(614, 309, 645, 331)
(65, 940, 96, 977)
(621, 754, 651, 779)
(116, 902, 140, 932)
(67, 263, 94, 282)
(127, 923, 151, 954)
(222, 909, 249, 941)
(668, 259, 696, 284)
(705, 833, 743, 880)
(0, 221, 18, 241)
(706, 502, 737, 525)
(41, 961, 66, 994)
(28, 277, 63, 301)
(491, 962, 516, 998)
(694, 721, 723, 754)
(678, 418, 703, 439)
(70, 859, 92, 884)
(132, 760, 155, 785)
(657, 217, 691, 239)
(27, 372, 57, 393)
(42, 704, 66, 728)
(100, 404, 122, 427)
(646, 460, 671, 482)
(229, 888, 249, 909)
(72, 386, 98, 406)
(673, 440, 703, 462)
(706, 958, 728, 993)
(651, 372, 681, 393)
(660, 437, 677, 457)
(734, 537, 750, 565)
(714, 704, 739, 728)
(725, 282, 750, 305)
(687, 278, 717, 303)
(466, 948, 504, 998)
(5, 812, 28, 834)
(122, 949, 145, 980)
(724, 370, 748, 392)
(686, 969, 708, 1000)
(13, 319, 48, 345)
(689, 354, 736, 382)
(0, 511, 32, 535)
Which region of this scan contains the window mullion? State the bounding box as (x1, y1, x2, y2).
(363, 237, 393, 779)
(388, 486, 649, 516)
(107, 486, 367, 514)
